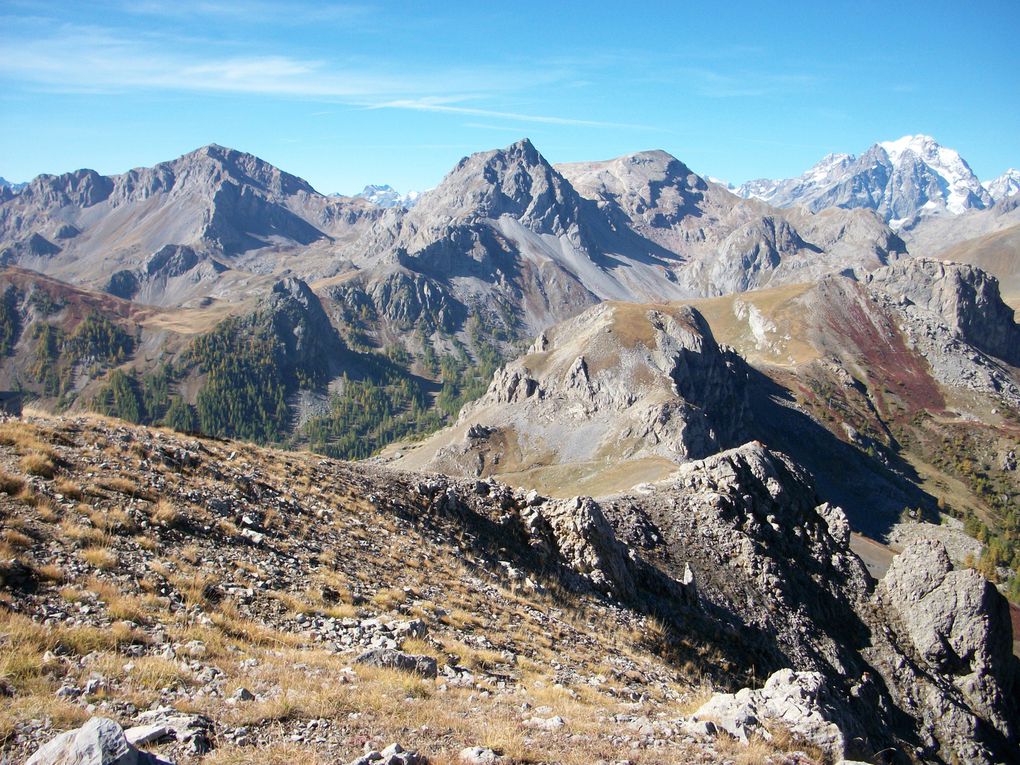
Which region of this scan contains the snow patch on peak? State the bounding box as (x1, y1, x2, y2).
(878, 134, 940, 163)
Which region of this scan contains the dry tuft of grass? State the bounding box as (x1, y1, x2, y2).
(370, 587, 408, 612)
(151, 498, 182, 528)
(0, 422, 58, 457)
(54, 478, 84, 500)
(0, 470, 25, 495)
(79, 546, 119, 570)
(99, 476, 139, 496)
(36, 563, 66, 583)
(89, 507, 137, 536)
(2, 529, 35, 549)
(59, 519, 105, 547)
(130, 655, 194, 690)
(20, 452, 56, 479)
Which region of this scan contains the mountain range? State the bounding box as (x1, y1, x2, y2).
(0, 139, 907, 322)
(1, 135, 1019, 763)
(737, 134, 1019, 227)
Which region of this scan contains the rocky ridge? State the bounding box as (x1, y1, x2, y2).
(3, 413, 1016, 763)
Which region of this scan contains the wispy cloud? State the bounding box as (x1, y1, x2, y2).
(0, 26, 409, 97)
(0, 22, 645, 129)
(371, 99, 647, 129)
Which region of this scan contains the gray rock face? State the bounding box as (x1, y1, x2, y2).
(521, 495, 636, 600)
(866, 257, 1020, 366)
(25, 717, 171, 765)
(406, 302, 751, 483)
(354, 648, 439, 678)
(879, 539, 1018, 746)
(693, 669, 848, 755)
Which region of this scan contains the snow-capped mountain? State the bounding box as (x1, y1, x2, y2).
(984, 169, 1020, 202)
(736, 135, 995, 227)
(352, 183, 421, 209)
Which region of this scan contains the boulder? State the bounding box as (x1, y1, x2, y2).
(879, 539, 1018, 741)
(523, 495, 636, 600)
(693, 669, 847, 756)
(355, 648, 438, 678)
(459, 746, 502, 765)
(345, 742, 427, 765)
(25, 717, 171, 765)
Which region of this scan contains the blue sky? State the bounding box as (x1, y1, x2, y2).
(1, 0, 1017, 194)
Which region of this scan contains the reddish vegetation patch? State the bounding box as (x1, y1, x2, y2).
(824, 288, 945, 417)
(1, 266, 145, 324)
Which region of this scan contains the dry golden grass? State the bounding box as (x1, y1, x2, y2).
(440, 607, 483, 631)
(0, 421, 58, 458)
(151, 498, 182, 528)
(0, 696, 89, 745)
(20, 452, 56, 479)
(36, 563, 65, 583)
(59, 519, 105, 547)
(100, 476, 139, 496)
(217, 518, 240, 538)
(2, 529, 34, 549)
(370, 587, 408, 611)
(34, 501, 59, 523)
(0, 470, 25, 495)
(53, 477, 83, 500)
(89, 507, 137, 535)
(204, 600, 303, 649)
(80, 546, 118, 570)
(130, 655, 194, 690)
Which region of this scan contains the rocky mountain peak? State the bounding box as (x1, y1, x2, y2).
(737, 135, 994, 225)
(407, 138, 584, 236)
(172, 144, 319, 198)
(984, 168, 1020, 202)
(555, 149, 714, 238)
(404, 301, 751, 487)
(18, 168, 114, 209)
(354, 184, 421, 209)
